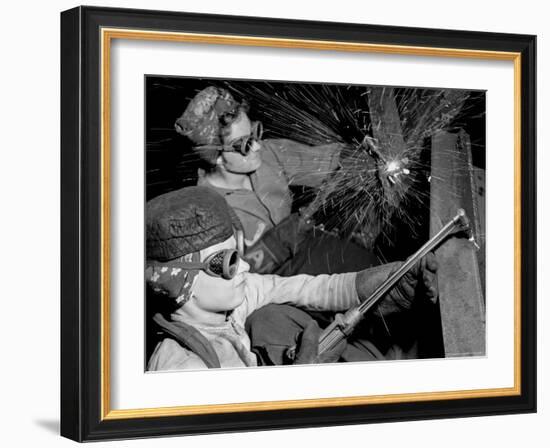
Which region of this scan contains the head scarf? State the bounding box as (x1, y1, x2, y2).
(174, 86, 242, 164)
(146, 252, 201, 306)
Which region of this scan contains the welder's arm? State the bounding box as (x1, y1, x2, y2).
(263, 138, 342, 188)
(337, 143, 376, 178)
(239, 271, 360, 319)
(239, 253, 437, 321)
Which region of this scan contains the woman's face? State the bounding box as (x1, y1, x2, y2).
(219, 112, 263, 174)
(189, 236, 250, 313)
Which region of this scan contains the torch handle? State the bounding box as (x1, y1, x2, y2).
(317, 209, 469, 356)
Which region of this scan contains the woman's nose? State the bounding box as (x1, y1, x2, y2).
(237, 258, 250, 274)
(250, 141, 261, 153)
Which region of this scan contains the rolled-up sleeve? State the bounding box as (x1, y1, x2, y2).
(264, 139, 342, 188)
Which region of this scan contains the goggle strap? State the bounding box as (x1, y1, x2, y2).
(151, 249, 238, 279)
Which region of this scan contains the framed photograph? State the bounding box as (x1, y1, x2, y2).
(60, 6, 536, 442)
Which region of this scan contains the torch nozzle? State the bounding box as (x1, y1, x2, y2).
(453, 209, 479, 250)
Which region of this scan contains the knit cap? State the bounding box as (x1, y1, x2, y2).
(146, 186, 236, 305)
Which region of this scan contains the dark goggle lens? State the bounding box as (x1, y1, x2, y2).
(228, 139, 251, 156)
(241, 139, 255, 155)
(230, 122, 263, 156)
(208, 251, 226, 276)
(207, 249, 239, 279)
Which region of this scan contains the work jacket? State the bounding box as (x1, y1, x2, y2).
(197, 138, 342, 248)
(147, 271, 357, 371)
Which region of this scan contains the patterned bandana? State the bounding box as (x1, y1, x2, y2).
(146, 252, 201, 306)
(174, 86, 240, 147)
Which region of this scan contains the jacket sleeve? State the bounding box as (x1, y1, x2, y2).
(264, 139, 343, 188)
(236, 272, 359, 321)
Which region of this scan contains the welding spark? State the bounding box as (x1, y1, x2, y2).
(215, 81, 480, 250)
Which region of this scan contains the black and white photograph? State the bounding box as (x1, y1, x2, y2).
(144, 77, 486, 371)
(54, 4, 537, 443)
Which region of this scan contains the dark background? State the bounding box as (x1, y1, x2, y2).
(144, 75, 486, 362)
(145, 76, 485, 200)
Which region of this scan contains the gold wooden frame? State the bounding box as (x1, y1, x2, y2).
(99, 28, 522, 421)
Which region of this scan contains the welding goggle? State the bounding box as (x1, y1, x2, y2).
(195, 121, 263, 157)
(177, 249, 240, 280)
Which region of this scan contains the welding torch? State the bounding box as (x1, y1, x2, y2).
(287, 208, 473, 360)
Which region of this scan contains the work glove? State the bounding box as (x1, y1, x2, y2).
(294, 320, 347, 364)
(355, 253, 439, 318)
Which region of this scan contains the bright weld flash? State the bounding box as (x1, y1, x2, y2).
(386, 160, 400, 173)
(385, 159, 410, 185)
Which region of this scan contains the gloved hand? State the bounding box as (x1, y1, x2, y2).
(294, 320, 347, 364)
(355, 253, 439, 318)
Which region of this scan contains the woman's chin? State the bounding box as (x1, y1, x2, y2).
(226, 156, 262, 174)
(231, 294, 246, 309)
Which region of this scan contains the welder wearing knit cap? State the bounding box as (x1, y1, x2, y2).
(146, 186, 348, 370)
(174, 86, 377, 276)
(145, 186, 438, 371)
(146, 186, 237, 307)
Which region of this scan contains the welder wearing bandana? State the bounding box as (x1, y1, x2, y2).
(174, 86, 377, 276)
(145, 187, 438, 370)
